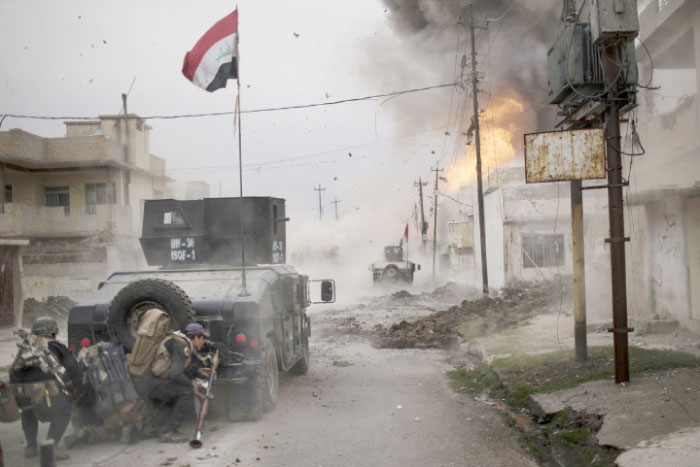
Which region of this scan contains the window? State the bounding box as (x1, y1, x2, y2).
(106, 182, 117, 204)
(85, 183, 107, 215)
(521, 234, 565, 268)
(0, 185, 10, 213)
(45, 186, 70, 216)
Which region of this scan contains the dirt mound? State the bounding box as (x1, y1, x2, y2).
(373, 279, 572, 350)
(391, 290, 412, 299)
(22, 296, 76, 328)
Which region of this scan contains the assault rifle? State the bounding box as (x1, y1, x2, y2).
(14, 329, 68, 392)
(190, 349, 219, 449)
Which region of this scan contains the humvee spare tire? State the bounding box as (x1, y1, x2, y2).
(383, 264, 399, 280)
(108, 279, 196, 351)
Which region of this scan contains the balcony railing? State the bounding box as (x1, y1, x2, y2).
(0, 203, 134, 238)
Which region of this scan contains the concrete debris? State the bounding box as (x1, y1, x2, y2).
(373, 279, 571, 349)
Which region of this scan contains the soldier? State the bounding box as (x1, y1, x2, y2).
(132, 322, 206, 443)
(10, 317, 83, 460)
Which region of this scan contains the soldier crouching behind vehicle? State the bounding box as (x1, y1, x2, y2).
(9, 317, 86, 460)
(132, 320, 207, 443)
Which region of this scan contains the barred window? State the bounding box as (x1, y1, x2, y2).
(521, 234, 565, 268)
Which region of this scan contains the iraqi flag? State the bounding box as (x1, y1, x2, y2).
(399, 224, 408, 246)
(182, 10, 239, 92)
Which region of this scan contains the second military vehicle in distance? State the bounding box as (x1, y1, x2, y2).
(67, 197, 335, 421)
(370, 245, 420, 285)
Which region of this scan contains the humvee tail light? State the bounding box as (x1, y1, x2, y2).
(250, 340, 259, 349)
(79, 337, 92, 348)
(235, 333, 247, 344)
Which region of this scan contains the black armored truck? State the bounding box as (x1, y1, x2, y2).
(67, 197, 334, 421)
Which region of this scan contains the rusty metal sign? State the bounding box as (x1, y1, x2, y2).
(524, 128, 606, 183)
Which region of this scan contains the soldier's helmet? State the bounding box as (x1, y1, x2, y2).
(31, 316, 59, 336)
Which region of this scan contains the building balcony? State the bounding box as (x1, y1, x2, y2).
(0, 129, 126, 169)
(0, 203, 133, 238)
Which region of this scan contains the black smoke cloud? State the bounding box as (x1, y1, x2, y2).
(377, 0, 561, 130)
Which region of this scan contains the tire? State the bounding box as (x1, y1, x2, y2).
(383, 265, 399, 281)
(259, 338, 280, 412)
(227, 382, 262, 422)
(289, 316, 310, 376)
(108, 279, 196, 351)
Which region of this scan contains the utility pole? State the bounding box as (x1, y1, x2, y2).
(414, 177, 428, 247)
(121, 93, 131, 205)
(467, 5, 489, 296)
(331, 197, 341, 220)
(314, 184, 326, 222)
(430, 166, 443, 279)
(571, 180, 587, 361)
(602, 42, 630, 383)
(561, 0, 587, 362)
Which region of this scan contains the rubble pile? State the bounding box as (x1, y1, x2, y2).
(372, 279, 572, 350)
(22, 296, 76, 327)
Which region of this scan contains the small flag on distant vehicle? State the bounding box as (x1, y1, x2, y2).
(400, 224, 408, 246)
(182, 10, 239, 92)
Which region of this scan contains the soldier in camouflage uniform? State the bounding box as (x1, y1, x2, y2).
(10, 317, 82, 461)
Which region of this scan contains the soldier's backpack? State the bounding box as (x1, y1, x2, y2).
(78, 342, 139, 419)
(126, 309, 171, 377)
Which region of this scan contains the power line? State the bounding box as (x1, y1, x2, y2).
(0, 82, 457, 122)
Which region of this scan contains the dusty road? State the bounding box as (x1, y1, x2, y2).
(1, 295, 535, 467)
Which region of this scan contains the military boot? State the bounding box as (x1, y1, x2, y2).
(63, 429, 88, 449)
(23, 444, 38, 458)
(120, 423, 137, 445)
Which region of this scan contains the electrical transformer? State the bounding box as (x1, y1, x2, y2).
(547, 23, 638, 107)
(589, 0, 639, 44)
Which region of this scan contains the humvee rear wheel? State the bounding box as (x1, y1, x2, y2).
(108, 279, 196, 351)
(260, 338, 279, 412)
(227, 382, 262, 422)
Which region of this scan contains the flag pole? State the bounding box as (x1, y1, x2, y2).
(236, 77, 249, 297)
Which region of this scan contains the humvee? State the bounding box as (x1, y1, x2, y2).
(370, 245, 420, 284)
(67, 197, 334, 421)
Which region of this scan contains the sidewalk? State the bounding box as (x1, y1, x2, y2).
(464, 311, 700, 467)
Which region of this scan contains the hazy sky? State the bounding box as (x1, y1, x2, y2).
(0, 0, 460, 225)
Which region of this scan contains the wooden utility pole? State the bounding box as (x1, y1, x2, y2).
(467, 5, 489, 296)
(430, 166, 443, 279)
(331, 197, 341, 220)
(414, 177, 428, 247)
(602, 42, 630, 383)
(314, 184, 326, 221)
(571, 180, 587, 361)
(121, 93, 131, 205)
(562, 1, 587, 363)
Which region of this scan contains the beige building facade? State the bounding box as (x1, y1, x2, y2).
(0, 114, 169, 325)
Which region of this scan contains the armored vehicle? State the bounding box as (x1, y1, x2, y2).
(67, 197, 334, 421)
(370, 245, 420, 284)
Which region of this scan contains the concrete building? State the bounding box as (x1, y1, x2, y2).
(454, 167, 574, 290)
(627, 0, 700, 328)
(166, 180, 211, 200)
(0, 115, 169, 325)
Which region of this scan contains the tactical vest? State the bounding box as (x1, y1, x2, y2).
(150, 332, 194, 378)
